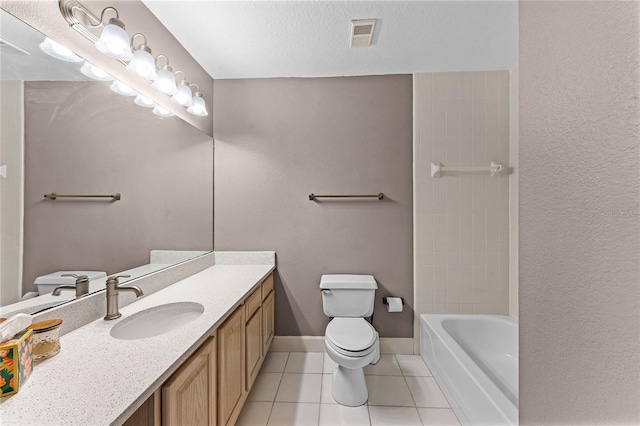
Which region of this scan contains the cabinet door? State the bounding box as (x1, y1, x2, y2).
(245, 306, 262, 391)
(262, 290, 275, 354)
(162, 335, 216, 426)
(217, 307, 245, 426)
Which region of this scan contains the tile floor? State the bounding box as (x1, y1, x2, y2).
(237, 352, 461, 426)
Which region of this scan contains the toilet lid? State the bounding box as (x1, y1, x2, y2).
(326, 318, 377, 352)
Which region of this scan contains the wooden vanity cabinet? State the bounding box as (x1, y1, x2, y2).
(218, 273, 274, 425)
(217, 305, 246, 426)
(123, 390, 161, 426)
(162, 334, 217, 426)
(245, 288, 263, 391)
(125, 272, 275, 426)
(262, 273, 275, 354)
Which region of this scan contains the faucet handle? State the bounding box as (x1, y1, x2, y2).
(106, 275, 131, 286)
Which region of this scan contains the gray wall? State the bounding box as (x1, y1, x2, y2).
(520, 2, 639, 424)
(214, 75, 413, 337)
(23, 81, 213, 293)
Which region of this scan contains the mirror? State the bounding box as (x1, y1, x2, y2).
(0, 10, 213, 317)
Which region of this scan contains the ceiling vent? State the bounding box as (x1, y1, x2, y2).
(350, 19, 376, 48)
(0, 38, 30, 56)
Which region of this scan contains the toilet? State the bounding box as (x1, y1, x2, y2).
(320, 274, 380, 406)
(34, 270, 107, 295)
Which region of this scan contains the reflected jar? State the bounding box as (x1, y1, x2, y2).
(27, 319, 63, 362)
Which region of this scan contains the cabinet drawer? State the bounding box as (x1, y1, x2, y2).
(244, 287, 262, 321)
(261, 274, 274, 301)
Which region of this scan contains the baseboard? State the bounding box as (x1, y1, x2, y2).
(270, 336, 326, 352)
(270, 336, 415, 355)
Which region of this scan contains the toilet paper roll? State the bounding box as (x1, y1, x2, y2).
(386, 297, 403, 313)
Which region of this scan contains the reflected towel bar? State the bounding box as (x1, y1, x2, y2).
(309, 193, 384, 201)
(44, 193, 121, 200)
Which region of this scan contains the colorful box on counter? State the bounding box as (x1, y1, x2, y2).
(0, 329, 33, 397)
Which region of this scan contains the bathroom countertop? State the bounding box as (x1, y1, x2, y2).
(0, 263, 275, 425)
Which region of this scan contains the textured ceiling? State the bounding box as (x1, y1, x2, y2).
(143, 1, 518, 80)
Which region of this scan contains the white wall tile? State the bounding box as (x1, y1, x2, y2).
(415, 71, 510, 317)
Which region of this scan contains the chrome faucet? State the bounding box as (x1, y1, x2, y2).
(104, 275, 143, 320)
(52, 274, 90, 298)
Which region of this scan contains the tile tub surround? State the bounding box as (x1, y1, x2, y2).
(413, 71, 511, 320)
(0, 263, 275, 425)
(236, 352, 461, 426)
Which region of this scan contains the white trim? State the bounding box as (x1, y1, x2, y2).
(270, 336, 415, 355)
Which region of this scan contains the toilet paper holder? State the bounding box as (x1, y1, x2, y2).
(382, 297, 404, 306)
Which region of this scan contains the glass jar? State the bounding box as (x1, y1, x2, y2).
(27, 319, 63, 362)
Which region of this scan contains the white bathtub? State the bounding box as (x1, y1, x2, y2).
(420, 315, 518, 425)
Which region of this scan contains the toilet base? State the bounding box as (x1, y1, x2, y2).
(332, 366, 368, 406)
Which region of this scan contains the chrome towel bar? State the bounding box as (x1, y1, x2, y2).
(309, 193, 384, 201)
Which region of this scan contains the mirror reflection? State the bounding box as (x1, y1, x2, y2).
(0, 10, 213, 317)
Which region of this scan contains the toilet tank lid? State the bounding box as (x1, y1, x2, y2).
(320, 274, 377, 289)
(35, 271, 107, 285)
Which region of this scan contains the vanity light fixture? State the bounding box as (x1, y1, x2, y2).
(94, 8, 133, 61)
(80, 61, 113, 81)
(134, 94, 156, 108)
(126, 33, 157, 80)
(187, 84, 208, 117)
(152, 105, 175, 117)
(39, 37, 82, 62)
(59, 0, 208, 119)
(171, 71, 193, 107)
(59, 2, 132, 61)
(151, 55, 177, 95)
(110, 80, 136, 96)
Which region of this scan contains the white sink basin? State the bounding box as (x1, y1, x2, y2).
(110, 302, 204, 340)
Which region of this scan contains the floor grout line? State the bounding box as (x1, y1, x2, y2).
(249, 352, 460, 425)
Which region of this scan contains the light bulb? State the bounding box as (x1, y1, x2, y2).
(171, 82, 193, 107)
(95, 19, 133, 61)
(39, 37, 82, 62)
(152, 106, 174, 117)
(126, 47, 157, 80)
(151, 68, 176, 95)
(187, 94, 208, 116)
(52, 43, 72, 56)
(134, 94, 156, 108)
(80, 62, 113, 81)
(110, 80, 136, 96)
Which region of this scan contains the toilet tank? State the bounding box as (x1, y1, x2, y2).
(320, 274, 378, 317)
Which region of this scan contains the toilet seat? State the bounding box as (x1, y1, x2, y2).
(326, 318, 377, 356)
